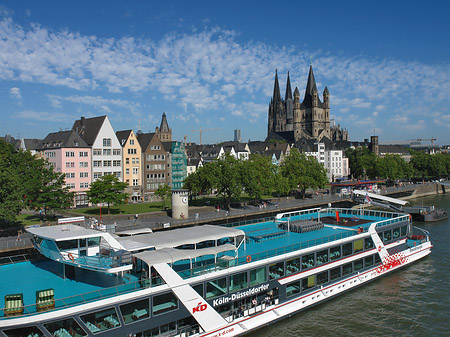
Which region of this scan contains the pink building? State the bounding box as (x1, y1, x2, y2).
(40, 130, 92, 207)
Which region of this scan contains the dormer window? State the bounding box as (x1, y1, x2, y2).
(103, 138, 111, 147)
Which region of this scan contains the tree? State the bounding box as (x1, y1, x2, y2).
(345, 147, 377, 179)
(212, 154, 244, 210)
(241, 154, 276, 201)
(279, 148, 328, 198)
(155, 184, 172, 210)
(87, 175, 128, 214)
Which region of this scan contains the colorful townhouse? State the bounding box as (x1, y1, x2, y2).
(39, 130, 91, 207)
(72, 116, 122, 182)
(116, 129, 142, 202)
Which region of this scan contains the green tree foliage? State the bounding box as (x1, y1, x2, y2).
(345, 147, 377, 179)
(155, 184, 172, 210)
(241, 154, 276, 201)
(279, 148, 328, 198)
(375, 155, 411, 180)
(0, 139, 74, 224)
(87, 174, 128, 214)
(410, 151, 448, 179)
(212, 154, 244, 210)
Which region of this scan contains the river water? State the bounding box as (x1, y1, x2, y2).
(248, 193, 450, 337)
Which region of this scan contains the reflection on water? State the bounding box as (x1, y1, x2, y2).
(248, 194, 450, 337)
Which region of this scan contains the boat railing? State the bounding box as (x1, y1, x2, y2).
(178, 229, 357, 279)
(60, 251, 131, 271)
(0, 254, 29, 266)
(0, 275, 149, 319)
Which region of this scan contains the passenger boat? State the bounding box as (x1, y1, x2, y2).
(0, 207, 432, 337)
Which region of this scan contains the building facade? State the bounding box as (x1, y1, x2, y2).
(40, 130, 91, 207)
(267, 65, 348, 142)
(171, 142, 187, 189)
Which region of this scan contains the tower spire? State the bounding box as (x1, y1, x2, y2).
(285, 71, 292, 101)
(273, 69, 281, 102)
(302, 64, 318, 108)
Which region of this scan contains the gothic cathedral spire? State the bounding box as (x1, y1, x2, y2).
(273, 69, 281, 102)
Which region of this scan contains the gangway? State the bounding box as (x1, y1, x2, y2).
(352, 190, 408, 210)
(152, 263, 243, 334)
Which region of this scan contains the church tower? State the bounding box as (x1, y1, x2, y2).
(285, 72, 293, 131)
(155, 112, 172, 142)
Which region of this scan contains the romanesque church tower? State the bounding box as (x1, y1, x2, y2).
(267, 65, 348, 142)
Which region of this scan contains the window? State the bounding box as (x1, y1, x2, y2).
(393, 227, 401, 240)
(302, 253, 315, 270)
(81, 307, 121, 333)
(93, 161, 102, 167)
(206, 277, 227, 299)
(330, 246, 341, 261)
(80, 182, 89, 188)
(353, 239, 364, 253)
(401, 225, 407, 237)
(79, 151, 88, 157)
(65, 151, 75, 157)
(103, 149, 111, 156)
(113, 160, 121, 167)
(130, 139, 135, 145)
(364, 255, 374, 268)
(132, 179, 139, 186)
(342, 262, 353, 276)
(342, 242, 352, 257)
(383, 229, 392, 242)
(153, 292, 178, 315)
(126, 158, 130, 164)
(45, 151, 56, 158)
(269, 262, 284, 279)
(93, 149, 102, 156)
(103, 138, 111, 147)
(330, 266, 341, 281)
(65, 162, 75, 168)
(44, 318, 87, 337)
(229, 272, 247, 293)
(193, 284, 203, 297)
(317, 271, 329, 286)
(354, 259, 364, 272)
(249, 267, 266, 286)
(119, 299, 150, 324)
(103, 160, 112, 167)
(364, 237, 374, 250)
(126, 168, 130, 175)
(80, 172, 88, 178)
(2, 326, 44, 337)
(316, 249, 328, 266)
(133, 168, 139, 175)
(286, 257, 300, 275)
(80, 162, 88, 168)
(65, 173, 75, 179)
(302, 275, 315, 291)
(113, 149, 121, 156)
(128, 148, 137, 155)
(93, 173, 102, 179)
(286, 280, 301, 297)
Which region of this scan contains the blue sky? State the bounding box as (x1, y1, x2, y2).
(1, 0, 449, 145)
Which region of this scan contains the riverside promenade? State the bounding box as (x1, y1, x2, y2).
(0, 182, 445, 254)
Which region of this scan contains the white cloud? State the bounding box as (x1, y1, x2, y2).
(15, 110, 70, 122)
(372, 111, 378, 117)
(375, 104, 385, 111)
(9, 87, 21, 99)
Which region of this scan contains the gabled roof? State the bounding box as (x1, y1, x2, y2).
(116, 130, 133, 147)
(137, 132, 156, 152)
(72, 116, 107, 146)
(248, 142, 269, 155)
(266, 131, 295, 144)
(161, 141, 173, 152)
(40, 130, 89, 150)
(201, 145, 222, 159)
(221, 141, 249, 153)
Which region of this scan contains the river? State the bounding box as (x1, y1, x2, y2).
(248, 193, 450, 337)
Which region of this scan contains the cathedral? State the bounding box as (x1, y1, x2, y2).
(267, 65, 348, 142)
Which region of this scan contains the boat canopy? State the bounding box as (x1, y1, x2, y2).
(26, 224, 102, 241)
(117, 225, 245, 250)
(134, 244, 236, 266)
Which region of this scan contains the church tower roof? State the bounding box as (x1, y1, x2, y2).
(302, 65, 319, 108)
(159, 112, 170, 133)
(273, 69, 281, 102)
(285, 71, 292, 101)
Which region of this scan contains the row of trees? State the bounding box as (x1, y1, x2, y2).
(0, 140, 74, 224)
(184, 149, 329, 209)
(345, 147, 450, 180)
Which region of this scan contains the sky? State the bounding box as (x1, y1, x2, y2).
(1, 0, 449, 145)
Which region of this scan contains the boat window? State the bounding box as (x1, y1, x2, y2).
(364, 255, 374, 267)
(153, 292, 178, 316)
(330, 266, 341, 281)
(401, 225, 407, 237)
(354, 259, 364, 271)
(383, 230, 392, 242)
(329, 246, 341, 261)
(342, 262, 353, 276)
(229, 272, 248, 292)
(269, 262, 284, 279)
(160, 321, 177, 335)
(302, 275, 315, 291)
(87, 237, 101, 246)
(364, 237, 374, 250)
(317, 271, 329, 286)
(353, 239, 363, 253)
(316, 249, 328, 266)
(150, 266, 165, 287)
(56, 239, 78, 251)
(81, 307, 121, 333)
(2, 326, 44, 337)
(193, 283, 203, 297)
(176, 243, 195, 250)
(286, 280, 301, 297)
(392, 227, 401, 239)
(44, 317, 87, 337)
(374, 254, 381, 265)
(302, 253, 315, 269)
(120, 298, 150, 324)
(196, 240, 215, 249)
(206, 277, 228, 299)
(342, 242, 352, 257)
(250, 266, 267, 286)
(286, 257, 301, 275)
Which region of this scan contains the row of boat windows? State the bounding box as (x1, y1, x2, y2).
(285, 253, 382, 298)
(378, 225, 407, 243)
(1, 293, 179, 337)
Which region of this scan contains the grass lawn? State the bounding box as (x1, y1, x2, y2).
(13, 213, 58, 227)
